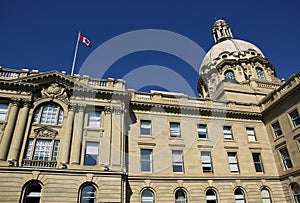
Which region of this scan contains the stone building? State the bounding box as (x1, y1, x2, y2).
(0, 19, 299, 202)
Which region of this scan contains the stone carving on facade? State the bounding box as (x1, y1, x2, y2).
(41, 83, 68, 101)
(34, 126, 58, 139)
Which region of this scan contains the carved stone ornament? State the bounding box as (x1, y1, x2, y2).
(34, 126, 58, 139)
(41, 83, 68, 100)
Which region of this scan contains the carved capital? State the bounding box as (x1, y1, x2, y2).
(104, 106, 112, 114)
(10, 98, 21, 107)
(22, 99, 32, 108)
(112, 107, 124, 114)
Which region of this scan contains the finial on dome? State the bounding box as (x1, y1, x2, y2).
(212, 19, 233, 43)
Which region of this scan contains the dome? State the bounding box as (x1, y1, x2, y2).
(200, 38, 265, 69)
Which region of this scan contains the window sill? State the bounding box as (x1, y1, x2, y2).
(169, 137, 183, 140)
(84, 127, 104, 132)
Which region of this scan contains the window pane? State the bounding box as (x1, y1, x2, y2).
(170, 122, 180, 137)
(252, 153, 264, 173)
(175, 189, 187, 203)
(223, 126, 233, 140)
(84, 142, 99, 166)
(141, 120, 151, 136)
(0, 103, 8, 120)
(33, 108, 40, 124)
(24, 139, 34, 160)
(81, 185, 96, 203)
(272, 121, 282, 137)
(228, 152, 239, 173)
(206, 189, 217, 202)
(52, 141, 60, 161)
(198, 124, 207, 139)
(225, 70, 235, 80)
(201, 151, 213, 173)
(247, 128, 256, 141)
(279, 147, 293, 170)
(25, 183, 41, 203)
(256, 67, 265, 80)
(141, 189, 154, 203)
(88, 111, 101, 127)
(33, 139, 51, 160)
(172, 151, 184, 173)
(141, 149, 152, 172)
(41, 103, 59, 125)
(290, 109, 300, 127)
(261, 189, 272, 203)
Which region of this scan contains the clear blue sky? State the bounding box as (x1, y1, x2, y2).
(1, 0, 299, 96)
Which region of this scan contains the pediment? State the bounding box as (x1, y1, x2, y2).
(33, 126, 58, 139)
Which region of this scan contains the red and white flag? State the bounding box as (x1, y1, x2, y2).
(79, 33, 92, 48)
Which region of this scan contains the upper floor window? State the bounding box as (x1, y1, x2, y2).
(141, 149, 153, 173)
(88, 111, 101, 127)
(141, 189, 154, 203)
(22, 181, 42, 203)
(172, 150, 184, 173)
(234, 188, 246, 203)
(206, 189, 218, 203)
(246, 127, 257, 142)
(256, 67, 265, 80)
(170, 122, 181, 138)
(201, 151, 213, 173)
(140, 120, 152, 137)
(291, 183, 300, 203)
(272, 121, 282, 138)
(228, 152, 239, 174)
(33, 103, 64, 125)
(80, 184, 96, 203)
(289, 109, 300, 128)
(0, 103, 8, 120)
(224, 70, 235, 80)
(198, 124, 208, 139)
(24, 138, 60, 162)
(175, 189, 187, 203)
(261, 188, 272, 203)
(84, 142, 99, 166)
(252, 153, 264, 173)
(223, 126, 233, 140)
(279, 147, 293, 170)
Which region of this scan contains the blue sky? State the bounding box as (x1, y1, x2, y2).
(0, 0, 299, 96)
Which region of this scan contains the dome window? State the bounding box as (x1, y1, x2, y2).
(256, 67, 265, 80)
(224, 70, 236, 80)
(221, 54, 228, 59)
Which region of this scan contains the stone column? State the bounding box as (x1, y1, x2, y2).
(70, 104, 85, 164)
(0, 99, 20, 160)
(61, 105, 74, 164)
(8, 100, 31, 162)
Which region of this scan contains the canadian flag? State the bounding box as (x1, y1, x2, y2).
(79, 33, 92, 48)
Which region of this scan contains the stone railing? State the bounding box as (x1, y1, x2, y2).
(22, 160, 57, 168)
(260, 71, 300, 108)
(0, 70, 20, 79)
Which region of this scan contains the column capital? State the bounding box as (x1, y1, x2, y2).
(10, 98, 21, 107)
(22, 99, 32, 108)
(104, 106, 112, 114)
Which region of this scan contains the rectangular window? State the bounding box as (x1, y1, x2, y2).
(172, 150, 184, 173)
(140, 120, 151, 136)
(170, 122, 181, 137)
(223, 126, 233, 140)
(141, 149, 152, 173)
(272, 121, 282, 138)
(201, 151, 213, 173)
(33, 139, 52, 161)
(0, 103, 8, 120)
(52, 140, 60, 161)
(228, 152, 239, 174)
(88, 111, 101, 127)
(84, 142, 99, 166)
(247, 127, 257, 142)
(279, 147, 293, 170)
(197, 124, 208, 139)
(252, 153, 264, 173)
(289, 109, 300, 127)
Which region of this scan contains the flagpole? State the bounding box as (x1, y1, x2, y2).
(71, 31, 80, 76)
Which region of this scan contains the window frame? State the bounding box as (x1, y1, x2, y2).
(172, 150, 184, 173)
(197, 124, 208, 139)
(223, 126, 233, 140)
(141, 188, 155, 203)
(291, 183, 300, 203)
(271, 121, 282, 138)
(0, 103, 9, 121)
(84, 141, 99, 166)
(22, 181, 42, 203)
(279, 147, 293, 170)
(289, 109, 300, 128)
(140, 120, 152, 137)
(170, 122, 181, 138)
(141, 149, 153, 173)
(252, 153, 264, 173)
(33, 103, 64, 126)
(201, 151, 213, 173)
(224, 70, 236, 80)
(79, 183, 97, 203)
(261, 188, 272, 203)
(88, 110, 102, 128)
(256, 67, 265, 80)
(206, 188, 218, 203)
(246, 127, 257, 142)
(175, 188, 187, 203)
(228, 152, 240, 174)
(234, 188, 246, 203)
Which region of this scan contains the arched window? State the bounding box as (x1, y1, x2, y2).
(80, 184, 96, 203)
(175, 189, 187, 203)
(33, 103, 64, 125)
(141, 189, 154, 203)
(206, 189, 218, 203)
(291, 183, 300, 203)
(234, 188, 246, 203)
(256, 67, 265, 80)
(22, 182, 42, 203)
(261, 188, 272, 203)
(224, 70, 236, 80)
